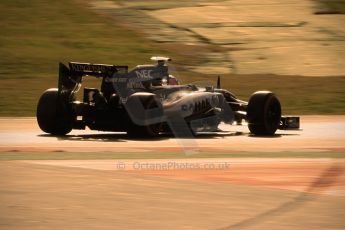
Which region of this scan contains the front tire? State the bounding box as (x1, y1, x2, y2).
(247, 91, 281, 136)
(36, 88, 73, 135)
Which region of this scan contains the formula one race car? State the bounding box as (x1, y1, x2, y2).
(37, 57, 299, 137)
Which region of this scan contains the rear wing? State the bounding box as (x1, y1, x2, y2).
(68, 62, 128, 76)
(58, 62, 128, 93)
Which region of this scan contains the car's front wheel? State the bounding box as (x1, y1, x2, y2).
(247, 91, 281, 136)
(36, 88, 74, 135)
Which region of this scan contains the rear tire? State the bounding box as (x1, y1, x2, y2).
(247, 91, 281, 136)
(36, 88, 73, 135)
(126, 94, 163, 138)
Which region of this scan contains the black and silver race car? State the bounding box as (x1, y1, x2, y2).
(36, 57, 299, 137)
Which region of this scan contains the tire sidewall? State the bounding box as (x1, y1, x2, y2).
(247, 91, 281, 135)
(36, 88, 74, 135)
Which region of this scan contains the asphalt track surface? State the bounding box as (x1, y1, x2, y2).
(1, 116, 345, 229)
(0, 116, 344, 153)
(1, 115, 344, 197)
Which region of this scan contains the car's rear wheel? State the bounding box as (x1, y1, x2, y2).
(247, 91, 281, 136)
(126, 94, 163, 138)
(36, 88, 74, 135)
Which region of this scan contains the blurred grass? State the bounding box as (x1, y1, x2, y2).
(0, 0, 165, 76)
(0, 0, 344, 116)
(213, 74, 345, 115)
(314, 0, 345, 14)
(0, 0, 168, 116)
(0, 151, 344, 160)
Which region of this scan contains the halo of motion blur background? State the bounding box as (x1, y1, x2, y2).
(0, 0, 344, 116)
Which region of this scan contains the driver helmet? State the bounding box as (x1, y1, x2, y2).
(168, 75, 179, 85)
